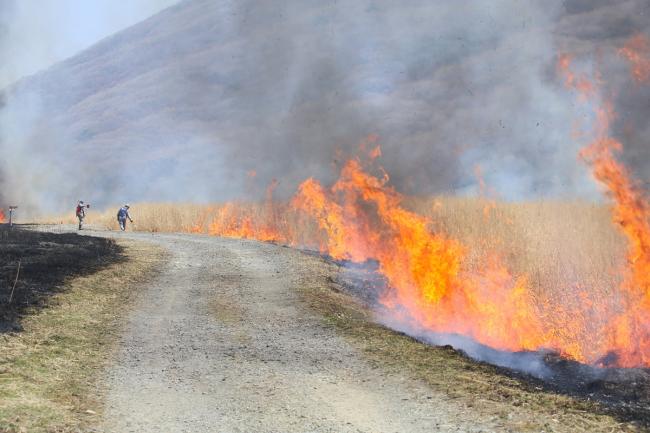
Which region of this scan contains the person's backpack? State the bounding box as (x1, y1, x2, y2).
(76, 205, 83, 216)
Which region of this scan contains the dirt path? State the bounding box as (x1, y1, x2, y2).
(91, 231, 499, 432)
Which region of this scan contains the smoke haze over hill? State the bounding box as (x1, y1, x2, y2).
(0, 0, 648, 214)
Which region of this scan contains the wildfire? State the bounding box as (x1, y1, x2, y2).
(619, 33, 650, 83)
(557, 53, 596, 100)
(0, 209, 5, 224)
(193, 44, 650, 369)
(292, 156, 547, 353)
(558, 53, 650, 366)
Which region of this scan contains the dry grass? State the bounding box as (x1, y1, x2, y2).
(42, 197, 629, 334)
(44, 197, 627, 293)
(0, 236, 165, 432)
(409, 196, 626, 295)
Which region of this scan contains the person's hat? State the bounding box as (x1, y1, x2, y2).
(124, 204, 130, 208)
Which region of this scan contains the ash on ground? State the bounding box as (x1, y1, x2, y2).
(0, 225, 124, 332)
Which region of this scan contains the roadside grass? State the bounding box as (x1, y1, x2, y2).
(0, 236, 165, 433)
(43, 198, 626, 295)
(295, 259, 640, 433)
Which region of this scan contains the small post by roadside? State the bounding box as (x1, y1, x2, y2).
(8, 206, 18, 227)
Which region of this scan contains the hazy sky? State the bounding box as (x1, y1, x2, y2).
(0, 0, 179, 88)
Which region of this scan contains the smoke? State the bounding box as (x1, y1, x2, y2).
(0, 0, 180, 88)
(0, 0, 180, 214)
(0, 0, 648, 215)
(381, 313, 552, 378)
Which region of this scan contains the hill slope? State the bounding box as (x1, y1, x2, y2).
(0, 0, 648, 213)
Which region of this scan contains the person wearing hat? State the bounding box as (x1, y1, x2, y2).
(75, 200, 90, 230)
(117, 204, 133, 231)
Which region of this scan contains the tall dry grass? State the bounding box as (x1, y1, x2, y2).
(408, 196, 625, 301)
(44, 197, 626, 299)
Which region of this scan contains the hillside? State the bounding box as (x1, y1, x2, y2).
(0, 0, 648, 213)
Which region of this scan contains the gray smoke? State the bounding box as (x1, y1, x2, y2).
(0, 0, 648, 216)
(380, 312, 552, 378)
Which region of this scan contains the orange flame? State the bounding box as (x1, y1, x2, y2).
(557, 53, 596, 100)
(198, 131, 650, 367)
(0, 209, 5, 223)
(195, 48, 650, 368)
(291, 156, 549, 353)
(559, 52, 650, 367)
(619, 33, 650, 83)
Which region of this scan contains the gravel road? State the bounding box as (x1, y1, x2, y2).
(88, 231, 497, 432)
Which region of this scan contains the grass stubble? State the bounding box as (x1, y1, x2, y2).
(0, 228, 166, 432)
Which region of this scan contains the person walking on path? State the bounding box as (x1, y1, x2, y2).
(117, 204, 133, 231)
(76, 200, 90, 230)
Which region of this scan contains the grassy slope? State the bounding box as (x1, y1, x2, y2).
(0, 236, 165, 432)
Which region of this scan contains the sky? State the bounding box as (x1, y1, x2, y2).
(0, 0, 179, 88)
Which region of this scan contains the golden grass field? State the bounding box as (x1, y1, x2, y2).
(46, 197, 626, 300)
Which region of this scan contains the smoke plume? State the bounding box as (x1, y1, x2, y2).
(0, 0, 648, 215)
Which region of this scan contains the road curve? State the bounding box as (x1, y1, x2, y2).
(85, 231, 492, 433)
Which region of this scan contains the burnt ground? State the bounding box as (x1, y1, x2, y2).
(0, 224, 124, 332)
(328, 256, 650, 428)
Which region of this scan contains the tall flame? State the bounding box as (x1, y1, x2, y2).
(194, 43, 650, 368)
(558, 52, 650, 367)
(291, 156, 548, 353)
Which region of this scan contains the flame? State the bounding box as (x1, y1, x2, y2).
(559, 53, 650, 367)
(619, 33, 650, 83)
(196, 143, 650, 366)
(0, 209, 5, 223)
(194, 47, 650, 368)
(291, 157, 548, 352)
(557, 53, 596, 100)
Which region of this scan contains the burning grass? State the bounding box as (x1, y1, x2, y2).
(62, 196, 632, 361)
(296, 258, 645, 432)
(38, 36, 650, 382)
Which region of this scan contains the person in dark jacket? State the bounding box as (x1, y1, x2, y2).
(117, 204, 133, 231)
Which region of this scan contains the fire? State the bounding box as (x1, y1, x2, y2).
(619, 33, 650, 83)
(559, 53, 650, 367)
(557, 53, 595, 100)
(0, 209, 5, 223)
(198, 142, 650, 366)
(292, 157, 547, 352)
(196, 45, 650, 369)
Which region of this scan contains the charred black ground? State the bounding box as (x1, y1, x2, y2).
(0, 225, 124, 332)
(326, 256, 650, 427)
